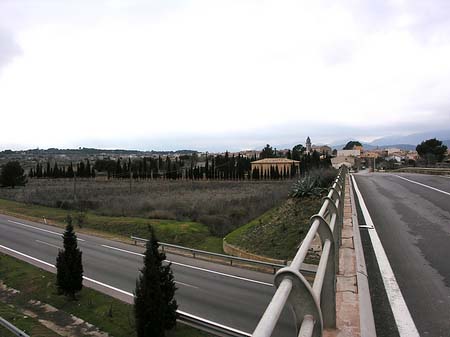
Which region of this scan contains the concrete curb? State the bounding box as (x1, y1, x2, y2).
(349, 175, 376, 337)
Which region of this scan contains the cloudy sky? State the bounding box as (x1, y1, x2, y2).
(1, 0, 449, 151)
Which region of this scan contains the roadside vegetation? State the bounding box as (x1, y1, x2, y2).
(0, 300, 59, 336)
(225, 197, 322, 261)
(0, 253, 210, 337)
(226, 168, 336, 261)
(0, 179, 292, 236)
(0, 197, 224, 252)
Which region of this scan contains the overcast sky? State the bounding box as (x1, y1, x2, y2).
(1, 0, 450, 151)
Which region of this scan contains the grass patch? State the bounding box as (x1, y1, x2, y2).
(0, 253, 210, 337)
(0, 301, 59, 337)
(0, 198, 223, 252)
(225, 197, 322, 260)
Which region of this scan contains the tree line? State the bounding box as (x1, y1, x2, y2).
(28, 160, 96, 178)
(26, 147, 332, 181)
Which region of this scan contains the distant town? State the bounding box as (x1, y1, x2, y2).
(1, 137, 449, 181)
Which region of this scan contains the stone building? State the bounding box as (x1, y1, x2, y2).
(306, 136, 312, 153)
(251, 158, 300, 178)
(312, 145, 332, 155)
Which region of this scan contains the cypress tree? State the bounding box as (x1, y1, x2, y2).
(86, 160, 91, 178)
(53, 162, 59, 178)
(67, 162, 74, 178)
(36, 163, 43, 178)
(46, 161, 51, 178)
(56, 223, 83, 299)
(0, 161, 27, 188)
(134, 227, 178, 337)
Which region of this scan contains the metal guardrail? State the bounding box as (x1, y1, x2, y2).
(253, 166, 347, 337)
(0, 316, 30, 337)
(131, 236, 317, 275)
(393, 167, 450, 175)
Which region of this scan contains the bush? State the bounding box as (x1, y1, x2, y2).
(291, 176, 324, 198)
(312, 168, 338, 188)
(75, 212, 86, 228)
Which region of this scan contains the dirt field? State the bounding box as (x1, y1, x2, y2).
(0, 179, 293, 236)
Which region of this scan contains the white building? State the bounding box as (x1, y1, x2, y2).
(336, 149, 361, 157)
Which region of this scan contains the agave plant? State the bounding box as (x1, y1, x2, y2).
(291, 175, 325, 198)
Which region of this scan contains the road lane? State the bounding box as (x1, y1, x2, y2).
(354, 172, 450, 337)
(392, 172, 450, 194)
(0, 214, 295, 336)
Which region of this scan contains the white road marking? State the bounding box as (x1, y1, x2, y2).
(0, 244, 250, 336)
(36, 240, 60, 249)
(351, 176, 420, 337)
(359, 225, 374, 229)
(177, 310, 252, 337)
(393, 175, 450, 196)
(101, 244, 144, 256)
(168, 260, 272, 287)
(7, 220, 86, 241)
(101, 244, 273, 287)
(175, 281, 199, 289)
(5, 219, 271, 286)
(82, 276, 135, 296)
(0, 244, 56, 268)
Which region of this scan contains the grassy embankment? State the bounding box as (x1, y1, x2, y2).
(0, 253, 210, 337)
(0, 300, 59, 336)
(0, 198, 223, 253)
(225, 197, 322, 261)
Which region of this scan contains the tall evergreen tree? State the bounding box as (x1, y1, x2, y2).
(134, 227, 178, 337)
(260, 144, 275, 159)
(53, 162, 59, 178)
(0, 161, 27, 188)
(56, 223, 83, 299)
(46, 161, 51, 178)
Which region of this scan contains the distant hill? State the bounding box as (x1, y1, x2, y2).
(370, 130, 450, 146)
(330, 130, 450, 151)
(331, 143, 417, 151)
(0, 147, 199, 156)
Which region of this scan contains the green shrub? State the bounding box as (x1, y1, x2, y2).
(313, 168, 338, 188)
(291, 176, 324, 198)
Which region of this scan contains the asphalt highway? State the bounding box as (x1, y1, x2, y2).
(353, 172, 450, 337)
(0, 214, 296, 336)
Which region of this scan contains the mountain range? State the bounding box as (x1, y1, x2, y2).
(330, 129, 450, 151)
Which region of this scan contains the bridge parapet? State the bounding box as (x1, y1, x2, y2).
(253, 169, 375, 337)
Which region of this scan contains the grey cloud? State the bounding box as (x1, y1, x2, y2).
(0, 28, 22, 72)
(76, 117, 450, 153)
